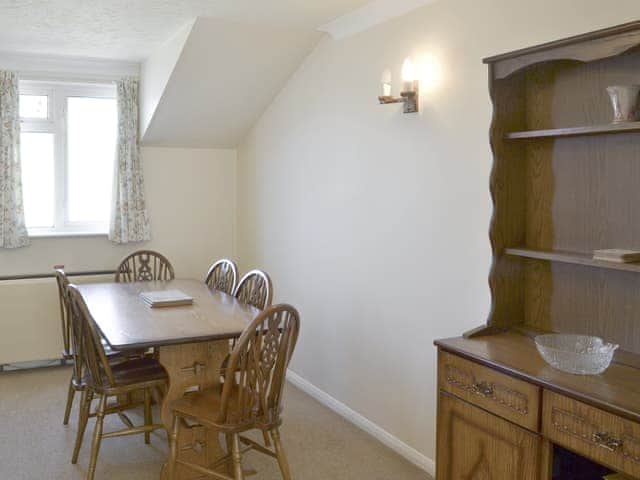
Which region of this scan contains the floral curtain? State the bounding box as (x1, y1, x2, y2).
(0, 71, 29, 249)
(109, 77, 151, 243)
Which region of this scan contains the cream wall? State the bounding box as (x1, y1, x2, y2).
(236, 0, 640, 467)
(0, 146, 236, 364)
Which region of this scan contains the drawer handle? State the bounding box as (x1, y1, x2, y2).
(472, 381, 494, 397)
(592, 432, 623, 452)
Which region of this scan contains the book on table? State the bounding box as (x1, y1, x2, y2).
(139, 289, 194, 308)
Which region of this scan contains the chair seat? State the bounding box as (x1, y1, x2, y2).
(171, 383, 283, 432)
(86, 358, 167, 393)
(170, 384, 247, 431)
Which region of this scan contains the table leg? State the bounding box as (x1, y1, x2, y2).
(158, 340, 230, 480)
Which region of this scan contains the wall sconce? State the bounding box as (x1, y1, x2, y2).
(378, 58, 419, 114)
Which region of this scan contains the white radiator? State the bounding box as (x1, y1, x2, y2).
(0, 273, 113, 365)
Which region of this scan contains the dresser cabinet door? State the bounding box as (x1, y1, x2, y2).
(437, 392, 541, 480)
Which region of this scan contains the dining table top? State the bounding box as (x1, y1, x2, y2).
(76, 278, 260, 351)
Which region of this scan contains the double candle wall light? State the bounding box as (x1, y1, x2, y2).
(378, 58, 419, 114)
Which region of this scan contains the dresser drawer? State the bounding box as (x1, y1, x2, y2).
(543, 390, 640, 478)
(438, 350, 540, 431)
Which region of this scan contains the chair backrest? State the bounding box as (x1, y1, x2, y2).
(115, 250, 175, 283)
(66, 284, 117, 389)
(54, 268, 71, 357)
(204, 258, 238, 295)
(219, 304, 300, 428)
(234, 269, 273, 310)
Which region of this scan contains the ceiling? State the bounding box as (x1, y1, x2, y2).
(0, 0, 371, 61)
(141, 17, 321, 148)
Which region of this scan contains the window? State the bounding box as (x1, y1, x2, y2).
(19, 81, 117, 236)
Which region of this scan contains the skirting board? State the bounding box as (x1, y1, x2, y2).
(286, 369, 435, 477)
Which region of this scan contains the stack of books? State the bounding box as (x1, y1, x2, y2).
(593, 249, 640, 263)
(139, 290, 194, 308)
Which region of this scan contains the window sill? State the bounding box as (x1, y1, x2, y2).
(28, 231, 109, 239)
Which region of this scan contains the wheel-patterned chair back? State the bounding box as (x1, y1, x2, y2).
(234, 269, 273, 310)
(205, 258, 238, 295)
(219, 304, 300, 429)
(115, 250, 175, 283)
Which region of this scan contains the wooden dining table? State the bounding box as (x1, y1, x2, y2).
(77, 278, 260, 480)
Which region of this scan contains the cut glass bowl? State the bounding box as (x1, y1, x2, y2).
(535, 334, 618, 375)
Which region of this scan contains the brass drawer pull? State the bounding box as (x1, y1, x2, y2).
(472, 381, 494, 397)
(592, 432, 623, 452)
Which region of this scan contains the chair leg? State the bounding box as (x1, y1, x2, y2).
(72, 389, 90, 464)
(167, 415, 181, 480)
(87, 394, 107, 480)
(225, 434, 234, 472)
(262, 429, 271, 447)
(144, 388, 151, 444)
(231, 434, 245, 480)
(271, 428, 292, 480)
(63, 379, 76, 425)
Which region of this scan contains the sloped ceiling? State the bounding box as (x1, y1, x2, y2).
(319, 0, 441, 39)
(0, 0, 371, 60)
(141, 17, 322, 148)
(140, 21, 195, 138)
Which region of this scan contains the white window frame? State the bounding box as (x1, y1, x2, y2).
(20, 80, 117, 237)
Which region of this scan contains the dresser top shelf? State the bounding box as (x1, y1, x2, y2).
(435, 331, 640, 424)
(505, 247, 640, 273)
(505, 122, 640, 139)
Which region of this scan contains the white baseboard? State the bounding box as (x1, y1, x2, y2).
(286, 369, 435, 477)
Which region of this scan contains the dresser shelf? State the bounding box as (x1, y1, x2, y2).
(505, 121, 640, 139)
(505, 247, 640, 273)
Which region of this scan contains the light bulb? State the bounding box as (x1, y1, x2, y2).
(401, 58, 417, 93)
(401, 58, 415, 82)
(380, 69, 392, 97)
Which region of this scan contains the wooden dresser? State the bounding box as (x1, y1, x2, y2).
(435, 21, 640, 480)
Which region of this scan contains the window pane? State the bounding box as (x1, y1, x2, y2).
(20, 95, 48, 119)
(21, 133, 55, 228)
(67, 97, 117, 224)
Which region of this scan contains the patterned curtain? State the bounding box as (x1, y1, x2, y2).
(109, 77, 151, 244)
(0, 71, 29, 249)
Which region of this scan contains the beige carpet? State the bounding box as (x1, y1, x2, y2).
(0, 366, 430, 480)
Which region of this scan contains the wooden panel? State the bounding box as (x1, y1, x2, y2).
(436, 391, 541, 480)
(524, 262, 640, 353)
(486, 67, 527, 329)
(435, 333, 640, 425)
(486, 22, 640, 79)
(439, 350, 540, 431)
(539, 135, 640, 253)
(543, 390, 640, 478)
(158, 340, 231, 480)
(76, 279, 260, 350)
